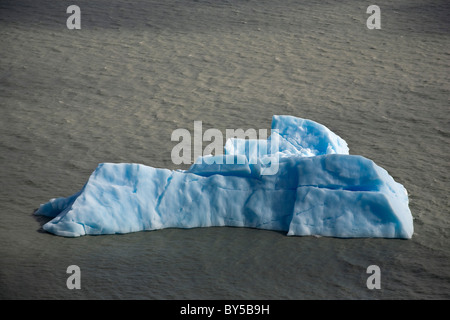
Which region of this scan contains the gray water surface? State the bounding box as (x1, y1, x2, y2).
(1, 0, 449, 299)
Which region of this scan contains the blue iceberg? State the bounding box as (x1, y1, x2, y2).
(35, 115, 413, 238)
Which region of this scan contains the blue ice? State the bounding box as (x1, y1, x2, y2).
(35, 115, 413, 238)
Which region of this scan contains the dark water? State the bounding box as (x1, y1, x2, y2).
(1, 0, 449, 299)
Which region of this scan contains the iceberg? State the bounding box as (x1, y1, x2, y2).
(35, 115, 413, 238)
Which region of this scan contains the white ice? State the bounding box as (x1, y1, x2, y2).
(35, 115, 413, 238)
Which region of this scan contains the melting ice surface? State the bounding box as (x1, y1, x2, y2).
(35, 115, 413, 238)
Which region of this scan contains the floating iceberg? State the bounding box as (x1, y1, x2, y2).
(35, 115, 413, 238)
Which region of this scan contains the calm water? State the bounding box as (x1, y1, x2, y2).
(1, 0, 449, 299)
